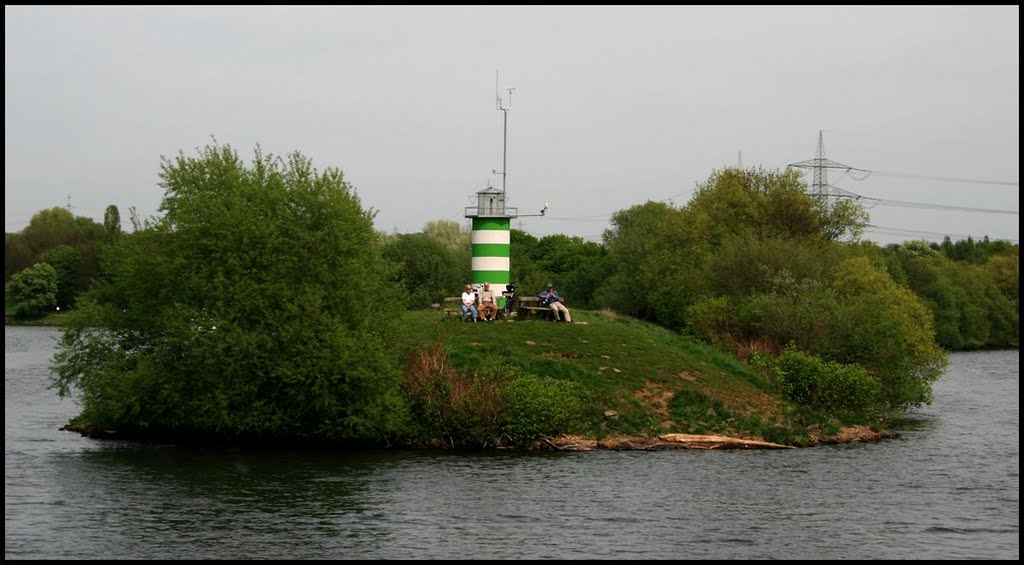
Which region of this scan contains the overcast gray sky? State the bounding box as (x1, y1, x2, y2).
(5, 5, 1019, 245)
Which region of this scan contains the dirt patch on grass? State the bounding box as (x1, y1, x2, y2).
(632, 379, 675, 420)
(542, 350, 581, 359)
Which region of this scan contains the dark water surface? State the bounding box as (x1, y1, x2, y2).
(5, 326, 1018, 559)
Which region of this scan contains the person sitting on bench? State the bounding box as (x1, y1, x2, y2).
(478, 281, 500, 322)
(461, 284, 478, 323)
(537, 283, 571, 323)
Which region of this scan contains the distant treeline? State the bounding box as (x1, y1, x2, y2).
(381, 172, 1018, 354)
(6, 171, 1017, 353)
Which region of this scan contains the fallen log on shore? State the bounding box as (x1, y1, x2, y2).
(542, 433, 796, 451)
(656, 433, 795, 450)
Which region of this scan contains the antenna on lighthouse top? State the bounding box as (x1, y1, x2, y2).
(495, 70, 514, 197)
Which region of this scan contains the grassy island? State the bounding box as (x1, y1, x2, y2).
(35, 143, 1014, 451)
(392, 309, 893, 450)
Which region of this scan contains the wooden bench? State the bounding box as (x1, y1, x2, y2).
(431, 296, 495, 321)
(431, 295, 508, 321)
(516, 296, 561, 321)
(432, 297, 465, 319)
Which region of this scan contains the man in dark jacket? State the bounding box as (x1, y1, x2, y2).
(537, 283, 571, 323)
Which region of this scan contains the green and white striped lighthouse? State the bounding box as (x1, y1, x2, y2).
(466, 186, 516, 298)
(464, 77, 547, 304)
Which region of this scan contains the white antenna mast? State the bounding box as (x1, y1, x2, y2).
(495, 70, 515, 197)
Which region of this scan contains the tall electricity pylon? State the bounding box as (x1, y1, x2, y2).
(788, 131, 866, 199)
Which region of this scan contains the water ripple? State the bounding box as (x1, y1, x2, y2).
(4, 328, 1019, 560)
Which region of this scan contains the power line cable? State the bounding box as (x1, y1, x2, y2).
(860, 197, 1017, 215)
(852, 170, 1018, 187)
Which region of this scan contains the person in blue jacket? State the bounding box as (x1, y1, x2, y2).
(537, 283, 571, 323)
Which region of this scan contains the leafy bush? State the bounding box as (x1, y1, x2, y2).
(381, 234, 468, 309)
(686, 295, 735, 349)
(51, 143, 407, 444)
(42, 244, 83, 309)
(774, 346, 881, 419)
(6, 262, 58, 319)
(823, 257, 947, 413)
(403, 341, 503, 448)
(500, 374, 586, 445)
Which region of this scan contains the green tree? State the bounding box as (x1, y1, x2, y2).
(599, 200, 692, 326)
(509, 229, 547, 295)
(599, 168, 869, 331)
(815, 197, 869, 242)
(688, 168, 818, 244)
(898, 240, 940, 258)
(5, 233, 34, 283)
(52, 143, 408, 443)
(42, 244, 83, 309)
(5, 207, 106, 290)
(6, 262, 58, 319)
(381, 233, 468, 308)
(824, 257, 948, 413)
(522, 234, 612, 307)
(897, 246, 1018, 349)
(103, 205, 122, 239)
(422, 219, 470, 250)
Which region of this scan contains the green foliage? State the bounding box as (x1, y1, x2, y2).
(704, 236, 835, 298)
(397, 309, 789, 444)
(599, 200, 695, 328)
(103, 205, 122, 239)
(51, 142, 408, 444)
(509, 229, 547, 294)
(597, 168, 869, 332)
(403, 341, 504, 448)
(595, 166, 953, 418)
(5, 207, 106, 288)
(668, 388, 733, 430)
(938, 235, 1015, 264)
(898, 239, 940, 258)
(686, 296, 736, 349)
(896, 245, 1018, 349)
(849, 241, 908, 287)
(773, 346, 881, 419)
(500, 373, 586, 445)
(381, 233, 469, 309)
(687, 256, 841, 356)
(422, 219, 470, 250)
(530, 235, 612, 307)
(43, 244, 83, 309)
(823, 257, 947, 413)
(402, 338, 587, 448)
(985, 251, 1019, 301)
(505, 231, 613, 307)
(686, 167, 837, 243)
(733, 276, 839, 353)
(815, 197, 869, 242)
(5, 233, 34, 283)
(6, 262, 58, 319)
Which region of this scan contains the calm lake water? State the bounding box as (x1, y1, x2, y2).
(5, 325, 1019, 560)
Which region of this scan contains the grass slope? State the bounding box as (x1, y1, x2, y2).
(398, 308, 810, 445)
